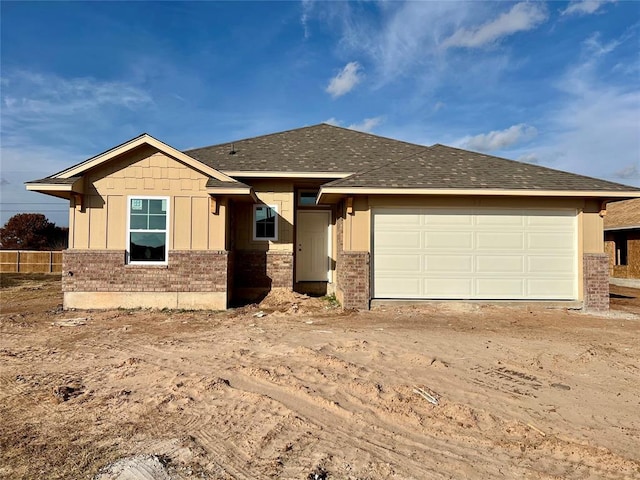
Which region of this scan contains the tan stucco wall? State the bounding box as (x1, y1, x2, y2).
(68, 146, 227, 251)
(340, 195, 609, 302)
(581, 199, 604, 253)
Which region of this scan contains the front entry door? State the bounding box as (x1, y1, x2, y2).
(296, 210, 330, 282)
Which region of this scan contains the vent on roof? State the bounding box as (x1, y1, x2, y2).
(229, 143, 236, 155)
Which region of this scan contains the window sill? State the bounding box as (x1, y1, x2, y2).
(125, 263, 169, 269)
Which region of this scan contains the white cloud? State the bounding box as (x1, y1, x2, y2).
(300, 0, 314, 39)
(309, 2, 546, 91)
(326, 61, 363, 98)
(583, 32, 623, 57)
(332, 2, 470, 83)
(523, 32, 640, 185)
(347, 116, 384, 133)
(1, 70, 151, 121)
(0, 70, 155, 226)
(614, 163, 639, 180)
(433, 101, 446, 112)
(517, 153, 540, 164)
(322, 116, 383, 133)
(442, 2, 548, 48)
(0, 70, 152, 149)
(561, 0, 615, 16)
(458, 124, 538, 152)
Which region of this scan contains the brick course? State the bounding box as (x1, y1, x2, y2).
(233, 250, 293, 289)
(63, 250, 229, 293)
(335, 213, 371, 310)
(337, 251, 370, 310)
(583, 253, 609, 311)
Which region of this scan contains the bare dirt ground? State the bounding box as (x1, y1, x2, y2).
(1, 274, 639, 480)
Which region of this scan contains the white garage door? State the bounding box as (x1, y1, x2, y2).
(373, 208, 577, 300)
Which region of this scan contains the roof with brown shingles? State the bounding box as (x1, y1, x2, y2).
(205, 178, 250, 189)
(185, 124, 425, 173)
(604, 198, 640, 230)
(323, 144, 640, 192)
(26, 124, 640, 195)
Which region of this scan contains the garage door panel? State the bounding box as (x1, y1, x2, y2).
(373, 208, 577, 300)
(476, 278, 525, 297)
(528, 256, 575, 273)
(424, 278, 473, 297)
(476, 214, 524, 226)
(376, 276, 422, 297)
(527, 213, 574, 226)
(426, 255, 473, 272)
(375, 213, 422, 227)
(476, 232, 524, 250)
(375, 231, 421, 249)
(376, 254, 422, 272)
(424, 213, 473, 225)
(476, 255, 524, 273)
(528, 232, 574, 250)
(425, 232, 473, 249)
(528, 279, 574, 298)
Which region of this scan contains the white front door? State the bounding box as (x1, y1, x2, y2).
(296, 210, 330, 282)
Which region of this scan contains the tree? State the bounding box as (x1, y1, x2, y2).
(0, 213, 68, 250)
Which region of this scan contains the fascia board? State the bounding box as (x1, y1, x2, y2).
(55, 134, 235, 182)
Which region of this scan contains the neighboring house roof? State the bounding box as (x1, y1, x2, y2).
(185, 123, 426, 175)
(604, 198, 640, 230)
(322, 144, 638, 192)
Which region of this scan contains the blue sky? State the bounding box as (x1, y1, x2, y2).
(1, 0, 639, 227)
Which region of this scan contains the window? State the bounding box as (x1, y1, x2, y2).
(614, 233, 628, 266)
(253, 204, 278, 241)
(298, 190, 319, 207)
(127, 197, 169, 264)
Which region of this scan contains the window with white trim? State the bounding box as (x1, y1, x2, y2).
(253, 204, 278, 241)
(127, 196, 169, 264)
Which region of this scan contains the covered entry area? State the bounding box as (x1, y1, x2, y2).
(372, 208, 578, 300)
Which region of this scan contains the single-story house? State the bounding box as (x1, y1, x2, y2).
(26, 124, 640, 311)
(604, 198, 640, 288)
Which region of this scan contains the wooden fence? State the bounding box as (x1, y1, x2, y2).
(0, 250, 63, 274)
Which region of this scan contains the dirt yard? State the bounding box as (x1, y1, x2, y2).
(1, 274, 639, 480)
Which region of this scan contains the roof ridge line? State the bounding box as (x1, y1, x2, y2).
(184, 123, 431, 153)
(320, 123, 432, 149)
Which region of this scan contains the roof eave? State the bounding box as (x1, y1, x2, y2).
(53, 134, 236, 183)
(224, 171, 352, 179)
(206, 186, 258, 202)
(25, 177, 84, 199)
(318, 186, 640, 203)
